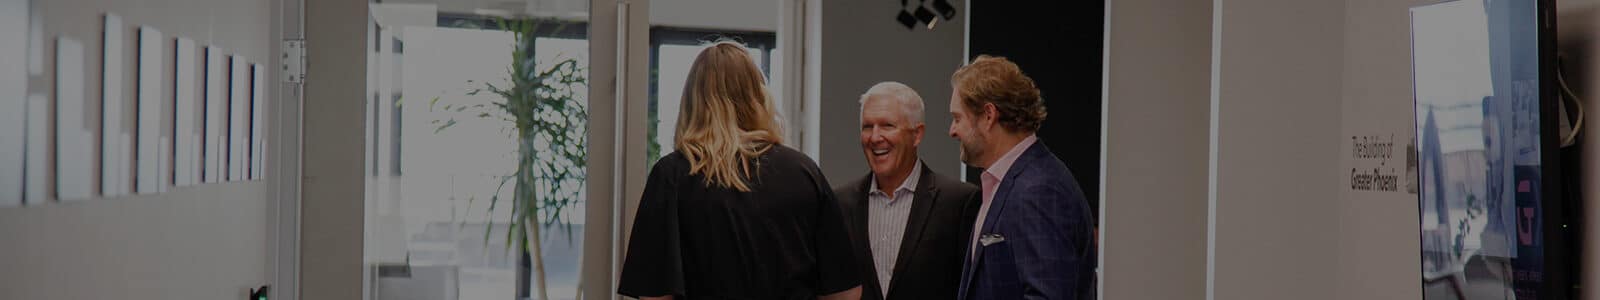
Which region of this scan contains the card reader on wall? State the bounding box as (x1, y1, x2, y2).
(249, 285, 269, 300)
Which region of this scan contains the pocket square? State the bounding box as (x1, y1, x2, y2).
(979, 233, 1006, 246)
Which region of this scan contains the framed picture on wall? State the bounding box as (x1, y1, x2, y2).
(136, 26, 165, 194)
(56, 36, 94, 201)
(0, 0, 29, 206)
(103, 14, 131, 197)
(175, 38, 199, 187)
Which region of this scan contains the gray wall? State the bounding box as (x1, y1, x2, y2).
(1209, 0, 1345, 299)
(0, 0, 277, 299)
(1099, 0, 1211, 298)
(816, 0, 966, 182)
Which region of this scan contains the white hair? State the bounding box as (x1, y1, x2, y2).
(858, 81, 926, 125)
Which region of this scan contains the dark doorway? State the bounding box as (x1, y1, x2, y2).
(966, 1, 1104, 219)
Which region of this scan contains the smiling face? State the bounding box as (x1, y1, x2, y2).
(860, 96, 925, 182)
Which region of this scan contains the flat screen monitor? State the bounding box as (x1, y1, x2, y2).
(1410, 0, 1569, 298)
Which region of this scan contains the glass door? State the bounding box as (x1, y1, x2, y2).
(365, 2, 591, 300)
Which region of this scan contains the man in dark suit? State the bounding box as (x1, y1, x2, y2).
(835, 82, 981, 300)
(947, 55, 1096, 300)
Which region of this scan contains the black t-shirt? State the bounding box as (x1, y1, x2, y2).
(617, 145, 860, 299)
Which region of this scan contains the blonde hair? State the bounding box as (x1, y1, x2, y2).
(675, 42, 784, 192)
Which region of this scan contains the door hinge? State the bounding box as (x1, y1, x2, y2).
(282, 39, 306, 84)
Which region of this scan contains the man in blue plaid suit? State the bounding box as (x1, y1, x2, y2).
(946, 55, 1096, 300)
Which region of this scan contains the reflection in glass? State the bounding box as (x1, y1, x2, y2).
(1412, 0, 1544, 298)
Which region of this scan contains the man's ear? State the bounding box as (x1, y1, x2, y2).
(912, 123, 926, 148)
(981, 103, 1000, 131)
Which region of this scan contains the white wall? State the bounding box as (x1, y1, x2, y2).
(1098, 0, 1211, 298)
(816, 0, 965, 182)
(1334, 0, 1430, 298)
(1208, 0, 1345, 299)
(1100, 0, 1209, 298)
(0, 185, 272, 299)
(0, 0, 278, 298)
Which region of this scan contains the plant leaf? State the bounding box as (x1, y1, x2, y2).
(433, 119, 457, 134)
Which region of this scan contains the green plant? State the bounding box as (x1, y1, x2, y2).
(431, 18, 588, 300)
(647, 67, 663, 168)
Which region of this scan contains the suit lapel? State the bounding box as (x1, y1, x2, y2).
(849, 173, 881, 296)
(884, 162, 939, 296)
(958, 143, 1045, 298)
(966, 166, 1019, 274)
(975, 145, 1045, 260)
(852, 174, 874, 244)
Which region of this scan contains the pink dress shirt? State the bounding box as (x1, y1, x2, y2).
(969, 135, 1038, 259)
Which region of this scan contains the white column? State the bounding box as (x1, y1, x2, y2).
(300, 0, 369, 298)
(1207, 0, 1345, 299)
(1098, 0, 1212, 298)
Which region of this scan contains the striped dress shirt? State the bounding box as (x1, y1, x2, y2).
(865, 162, 921, 298)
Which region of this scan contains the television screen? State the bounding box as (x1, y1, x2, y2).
(1410, 0, 1560, 299)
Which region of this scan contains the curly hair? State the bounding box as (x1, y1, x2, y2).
(951, 55, 1047, 133)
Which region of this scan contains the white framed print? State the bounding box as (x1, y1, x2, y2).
(174, 38, 199, 187)
(135, 26, 163, 194)
(204, 46, 223, 183)
(56, 37, 94, 201)
(102, 14, 131, 197)
(0, 0, 30, 206)
(250, 63, 265, 180)
(228, 56, 245, 181)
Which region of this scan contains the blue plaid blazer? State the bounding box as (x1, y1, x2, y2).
(958, 142, 1096, 300)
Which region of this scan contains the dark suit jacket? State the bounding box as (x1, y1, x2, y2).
(958, 142, 1096, 300)
(834, 162, 981, 300)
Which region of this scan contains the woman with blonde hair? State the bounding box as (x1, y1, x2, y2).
(617, 42, 862, 300)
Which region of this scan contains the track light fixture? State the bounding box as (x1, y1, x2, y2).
(897, 9, 919, 30)
(894, 0, 957, 31)
(932, 0, 957, 20)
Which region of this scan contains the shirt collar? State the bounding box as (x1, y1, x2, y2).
(869, 161, 922, 197)
(983, 135, 1038, 181)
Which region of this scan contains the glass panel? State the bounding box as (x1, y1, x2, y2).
(367, 2, 590, 300)
(646, 0, 781, 167)
(1412, 0, 1546, 298)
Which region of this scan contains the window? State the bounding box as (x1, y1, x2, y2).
(646, 28, 776, 167)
